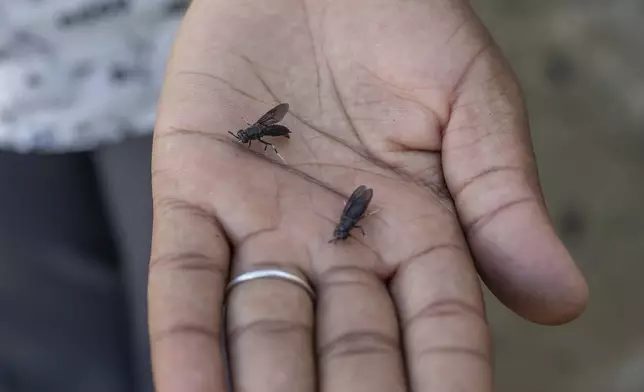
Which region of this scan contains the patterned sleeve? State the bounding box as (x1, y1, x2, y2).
(0, 0, 188, 152)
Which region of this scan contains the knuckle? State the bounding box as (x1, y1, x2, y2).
(154, 197, 215, 222)
(151, 322, 220, 345)
(405, 298, 486, 330)
(464, 196, 537, 233)
(452, 165, 525, 199)
(319, 330, 399, 361)
(319, 265, 382, 291)
(149, 251, 227, 280)
(227, 319, 312, 345)
(396, 243, 467, 270)
(417, 345, 491, 366)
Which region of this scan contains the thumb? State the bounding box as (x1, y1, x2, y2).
(442, 47, 588, 325)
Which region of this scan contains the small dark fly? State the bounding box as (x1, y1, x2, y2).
(329, 185, 376, 243)
(228, 103, 291, 160)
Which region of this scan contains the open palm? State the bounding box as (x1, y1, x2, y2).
(148, 0, 587, 391)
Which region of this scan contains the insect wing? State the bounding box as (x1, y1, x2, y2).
(342, 186, 373, 218)
(255, 103, 289, 126)
(262, 124, 291, 138)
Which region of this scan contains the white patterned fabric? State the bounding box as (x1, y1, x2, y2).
(0, 0, 187, 152)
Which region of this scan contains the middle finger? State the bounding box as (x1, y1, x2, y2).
(317, 265, 407, 392)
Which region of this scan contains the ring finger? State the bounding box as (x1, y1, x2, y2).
(225, 253, 316, 392)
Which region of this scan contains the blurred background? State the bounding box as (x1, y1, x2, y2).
(1, 1, 643, 391)
(471, 1, 644, 391)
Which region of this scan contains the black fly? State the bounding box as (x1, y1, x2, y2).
(228, 103, 291, 160)
(329, 185, 375, 243)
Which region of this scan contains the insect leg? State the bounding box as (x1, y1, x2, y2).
(364, 208, 381, 219)
(247, 141, 252, 148)
(354, 225, 366, 236)
(258, 139, 286, 164)
(258, 139, 276, 152)
(352, 209, 379, 236)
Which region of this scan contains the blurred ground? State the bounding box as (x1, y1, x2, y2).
(470, 1, 644, 391)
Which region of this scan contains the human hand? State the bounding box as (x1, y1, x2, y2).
(148, 0, 588, 391)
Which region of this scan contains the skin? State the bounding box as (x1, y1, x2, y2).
(148, 0, 589, 391)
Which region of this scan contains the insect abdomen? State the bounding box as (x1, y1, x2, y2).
(263, 125, 291, 138)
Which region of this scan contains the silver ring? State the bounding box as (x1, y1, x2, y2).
(226, 269, 316, 301)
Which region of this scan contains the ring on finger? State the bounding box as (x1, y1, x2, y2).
(226, 268, 316, 301)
